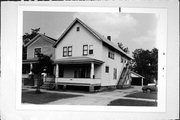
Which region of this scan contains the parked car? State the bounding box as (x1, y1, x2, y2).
(142, 83, 157, 93)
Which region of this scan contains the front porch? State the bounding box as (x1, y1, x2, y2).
(22, 58, 39, 75)
(54, 57, 104, 92)
(55, 78, 101, 92)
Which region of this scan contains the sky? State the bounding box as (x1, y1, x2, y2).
(23, 11, 158, 56)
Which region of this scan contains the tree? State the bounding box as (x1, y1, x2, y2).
(132, 48, 158, 84)
(31, 53, 53, 93)
(23, 28, 40, 45)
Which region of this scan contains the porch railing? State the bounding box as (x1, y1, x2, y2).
(55, 78, 101, 85)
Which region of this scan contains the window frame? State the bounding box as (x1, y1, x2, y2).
(76, 26, 80, 31)
(34, 47, 41, 57)
(105, 66, 109, 73)
(63, 47, 68, 57)
(68, 46, 72, 56)
(83, 45, 88, 56)
(108, 50, 115, 59)
(89, 45, 93, 55)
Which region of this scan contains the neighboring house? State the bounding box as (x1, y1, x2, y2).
(22, 33, 56, 76)
(53, 18, 133, 92)
(130, 71, 145, 86)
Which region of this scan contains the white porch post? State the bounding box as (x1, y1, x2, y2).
(90, 62, 94, 79)
(29, 63, 33, 74)
(30, 63, 33, 71)
(56, 64, 59, 78)
(141, 78, 144, 87)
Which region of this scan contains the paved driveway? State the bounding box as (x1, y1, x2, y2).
(46, 86, 147, 105)
(23, 86, 156, 105)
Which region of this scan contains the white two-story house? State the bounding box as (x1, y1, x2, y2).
(53, 18, 133, 92)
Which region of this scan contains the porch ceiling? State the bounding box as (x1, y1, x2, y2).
(54, 57, 104, 65)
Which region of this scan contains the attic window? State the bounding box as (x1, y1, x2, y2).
(76, 27, 80, 31)
(34, 48, 41, 57)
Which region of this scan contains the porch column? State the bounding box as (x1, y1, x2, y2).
(30, 63, 33, 71)
(141, 78, 144, 87)
(56, 64, 59, 78)
(90, 62, 94, 79)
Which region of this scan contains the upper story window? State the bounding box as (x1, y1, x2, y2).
(34, 48, 41, 57)
(89, 45, 93, 54)
(83, 45, 88, 56)
(63, 46, 72, 57)
(68, 46, 72, 56)
(83, 45, 94, 56)
(76, 27, 80, 31)
(108, 50, 114, 59)
(63, 47, 67, 57)
(105, 66, 109, 73)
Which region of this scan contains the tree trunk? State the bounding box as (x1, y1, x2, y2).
(34, 74, 42, 93)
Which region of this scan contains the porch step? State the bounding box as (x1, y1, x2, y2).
(40, 81, 55, 90)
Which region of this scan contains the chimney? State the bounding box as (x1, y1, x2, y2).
(107, 36, 111, 41)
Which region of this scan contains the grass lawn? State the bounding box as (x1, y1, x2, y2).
(108, 99, 157, 106)
(125, 92, 157, 99)
(22, 90, 82, 104)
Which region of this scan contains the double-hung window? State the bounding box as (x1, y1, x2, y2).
(68, 46, 72, 56)
(105, 66, 109, 73)
(63, 46, 72, 57)
(83, 45, 93, 56)
(34, 48, 41, 57)
(63, 47, 68, 57)
(83, 45, 88, 56)
(89, 45, 93, 54)
(108, 50, 114, 59)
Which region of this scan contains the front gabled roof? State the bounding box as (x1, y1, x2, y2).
(53, 18, 133, 59)
(24, 33, 57, 47)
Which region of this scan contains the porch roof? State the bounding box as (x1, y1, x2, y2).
(131, 71, 144, 78)
(54, 57, 104, 65)
(23, 58, 38, 64)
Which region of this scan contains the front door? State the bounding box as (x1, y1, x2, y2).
(74, 66, 90, 78)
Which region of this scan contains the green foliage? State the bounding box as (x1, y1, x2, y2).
(31, 53, 53, 93)
(132, 48, 158, 83)
(23, 28, 40, 45)
(31, 53, 53, 75)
